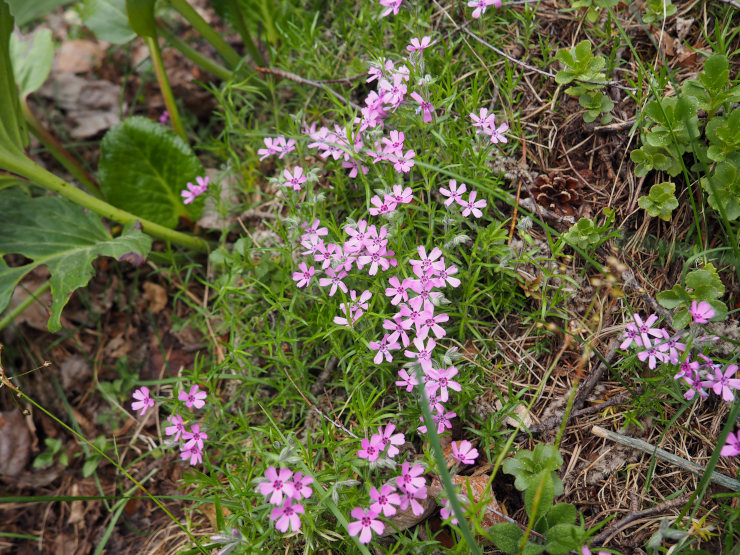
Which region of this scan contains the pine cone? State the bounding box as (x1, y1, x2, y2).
(528, 172, 582, 216)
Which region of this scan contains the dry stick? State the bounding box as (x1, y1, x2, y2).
(572, 338, 620, 411)
(590, 493, 691, 545)
(254, 67, 361, 111)
(592, 425, 740, 491)
(716, 0, 740, 9)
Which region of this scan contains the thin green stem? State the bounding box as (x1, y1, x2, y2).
(21, 102, 102, 198)
(0, 280, 50, 331)
(0, 153, 210, 251)
(223, 0, 267, 67)
(145, 36, 186, 140)
(518, 474, 547, 555)
(166, 0, 242, 69)
(156, 21, 233, 81)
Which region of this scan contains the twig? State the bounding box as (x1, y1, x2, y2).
(592, 425, 740, 492)
(254, 67, 361, 111)
(310, 356, 339, 396)
(591, 493, 691, 545)
(715, 0, 740, 9)
(592, 119, 637, 133)
(573, 338, 620, 411)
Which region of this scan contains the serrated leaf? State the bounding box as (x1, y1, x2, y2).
(82, 0, 136, 44)
(98, 116, 205, 228)
(0, 192, 152, 332)
(489, 522, 523, 554)
(9, 27, 53, 99)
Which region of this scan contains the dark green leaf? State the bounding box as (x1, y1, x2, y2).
(546, 503, 577, 528)
(544, 524, 583, 554)
(656, 285, 688, 309)
(125, 0, 156, 37)
(672, 309, 691, 330)
(525, 471, 554, 521)
(98, 116, 205, 228)
(82, 456, 101, 478)
(82, 0, 136, 44)
(488, 522, 523, 554)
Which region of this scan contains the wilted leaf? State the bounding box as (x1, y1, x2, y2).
(0, 409, 31, 477)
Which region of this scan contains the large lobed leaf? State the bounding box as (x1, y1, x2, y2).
(98, 116, 205, 228)
(0, 192, 152, 332)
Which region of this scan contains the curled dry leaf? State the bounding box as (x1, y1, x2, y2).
(0, 409, 32, 477)
(142, 282, 167, 314)
(429, 474, 506, 530)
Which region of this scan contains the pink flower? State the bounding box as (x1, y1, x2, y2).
(681, 369, 709, 401)
(183, 424, 208, 450)
(368, 334, 401, 364)
(314, 242, 338, 269)
(384, 313, 415, 347)
(439, 495, 469, 524)
(180, 444, 203, 465)
(345, 220, 372, 253)
(301, 219, 329, 242)
(181, 176, 209, 205)
(283, 166, 307, 190)
(331, 244, 356, 272)
(451, 440, 479, 464)
(257, 137, 279, 160)
(396, 369, 420, 392)
(379, 0, 402, 16)
(159, 110, 169, 125)
(379, 74, 407, 107)
(674, 358, 700, 381)
(369, 194, 397, 216)
(301, 237, 323, 256)
(292, 262, 315, 288)
(436, 408, 456, 433)
(378, 424, 405, 457)
(405, 337, 436, 372)
(722, 431, 740, 457)
(407, 36, 433, 52)
(357, 249, 392, 276)
(291, 472, 314, 500)
(178, 384, 207, 409)
(392, 150, 416, 173)
(434, 260, 461, 288)
(386, 184, 413, 205)
(318, 268, 348, 296)
(410, 92, 434, 123)
(458, 190, 487, 218)
(425, 366, 461, 401)
(701, 365, 740, 402)
(620, 321, 644, 349)
(358, 434, 384, 461)
(398, 484, 427, 515)
(690, 301, 715, 324)
(399, 296, 428, 328)
(637, 340, 668, 370)
(658, 329, 686, 364)
(417, 311, 450, 340)
(439, 180, 467, 206)
(165, 414, 185, 441)
(382, 130, 405, 155)
(367, 59, 392, 83)
(487, 122, 509, 143)
(386, 276, 412, 305)
(631, 314, 664, 347)
(581, 547, 610, 555)
(276, 136, 296, 159)
(333, 290, 372, 327)
(411, 245, 444, 274)
(348, 508, 384, 544)
(370, 484, 401, 516)
(270, 498, 304, 532)
(343, 158, 369, 178)
(470, 108, 495, 133)
(397, 462, 426, 492)
(132, 387, 155, 415)
(258, 466, 295, 505)
(366, 226, 389, 255)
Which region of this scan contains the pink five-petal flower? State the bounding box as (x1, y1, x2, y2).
(384, 313, 414, 347)
(398, 484, 428, 516)
(132, 387, 155, 415)
(397, 462, 426, 492)
(580, 547, 610, 555)
(348, 508, 384, 544)
(434, 259, 461, 288)
(425, 366, 461, 401)
(258, 466, 296, 505)
(165, 414, 185, 441)
(283, 166, 307, 191)
(636, 338, 668, 370)
(385, 276, 412, 305)
(620, 320, 644, 349)
(369, 194, 398, 216)
(331, 244, 356, 272)
(396, 368, 420, 392)
(410, 91, 434, 123)
(439, 179, 467, 206)
(318, 268, 348, 296)
(458, 190, 487, 218)
(417, 310, 450, 340)
(357, 249, 391, 276)
(411, 245, 444, 274)
(487, 122, 509, 143)
(682, 369, 709, 401)
(658, 329, 686, 364)
(379, 74, 407, 106)
(159, 110, 169, 124)
(632, 313, 663, 347)
(426, 406, 456, 434)
(722, 431, 740, 457)
(290, 472, 314, 500)
(451, 440, 479, 464)
(399, 296, 427, 328)
(387, 184, 413, 204)
(369, 484, 401, 516)
(183, 424, 208, 450)
(393, 149, 416, 173)
(257, 137, 278, 160)
(378, 424, 405, 458)
(292, 262, 315, 288)
(382, 130, 405, 155)
(358, 434, 384, 461)
(181, 180, 206, 205)
(379, 0, 402, 17)
(674, 358, 700, 381)
(301, 219, 329, 242)
(702, 365, 740, 402)
(178, 384, 207, 409)
(300, 237, 323, 256)
(314, 242, 338, 269)
(276, 136, 296, 159)
(440, 495, 469, 525)
(470, 107, 495, 133)
(270, 498, 304, 533)
(345, 220, 372, 253)
(690, 300, 715, 324)
(368, 334, 401, 364)
(180, 444, 203, 466)
(407, 36, 433, 52)
(404, 337, 436, 372)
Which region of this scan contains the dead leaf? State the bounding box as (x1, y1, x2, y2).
(429, 474, 506, 531)
(0, 409, 31, 477)
(651, 29, 676, 57)
(54, 533, 77, 555)
(675, 17, 694, 41)
(380, 495, 436, 536)
(105, 333, 130, 359)
(124, 497, 142, 515)
(57, 40, 104, 73)
(494, 399, 534, 429)
(60, 354, 92, 390)
(201, 503, 232, 530)
(6, 280, 51, 331)
(142, 282, 167, 314)
(68, 484, 85, 524)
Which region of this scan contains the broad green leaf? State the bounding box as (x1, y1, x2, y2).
(544, 524, 583, 554)
(546, 503, 577, 528)
(701, 54, 729, 92)
(488, 522, 523, 554)
(693, 284, 718, 302)
(708, 300, 728, 321)
(82, 456, 100, 478)
(9, 27, 53, 99)
(32, 452, 54, 469)
(522, 542, 545, 555)
(5, 0, 71, 26)
(525, 471, 554, 521)
(672, 309, 691, 329)
(686, 269, 716, 290)
(0, 192, 152, 332)
(98, 116, 205, 228)
(656, 285, 688, 309)
(82, 0, 136, 44)
(125, 0, 156, 38)
(0, 0, 28, 158)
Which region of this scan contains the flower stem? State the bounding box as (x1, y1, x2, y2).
(145, 36, 186, 141)
(0, 153, 210, 252)
(156, 21, 233, 81)
(0, 280, 50, 331)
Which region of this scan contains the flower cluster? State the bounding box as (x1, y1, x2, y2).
(470, 108, 509, 144)
(181, 176, 209, 205)
(257, 135, 296, 160)
(257, 465, 314, 533)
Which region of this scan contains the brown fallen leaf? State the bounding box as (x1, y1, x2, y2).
(201, 502, 232, 530)
(68, 483, 86, 525)
(429, 474, 506, 531)
(0, 409, 31, 477)
(380, 495, 437, 536)
(6, 280, 52, 331)
(57, 39, 104, 73)
(142, 282, 168, 314)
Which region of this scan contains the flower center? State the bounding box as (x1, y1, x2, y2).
(362, 517, 371, 526)
(440, 378, 448, 386)
(274, 480, 283, 489)
(379, 496, 387, 504)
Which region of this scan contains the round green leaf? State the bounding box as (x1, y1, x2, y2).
(98, 116, 205, 228)
(82, 0, 136, 44)
(489, 522, 523, 554)
(9, 27, 53, 99)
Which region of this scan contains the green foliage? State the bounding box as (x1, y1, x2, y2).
(706, 109, 740, 163)
(125, 0, 156, 38)
(630, 144, 672, 177)
(4, 0, 71, 26)
(33, 437, 69, 469)
(0, 1, 29, 158)
(82, 0, 136, 44)
(701, 160, 740, 220)
(563, 208, 617, 251)
(0, 191, 152, 332)
(683, 54, 740, 117)
(98, 356, 140, 402)
(554, 41, 607, 96)
(502, 443, 564, 495)
(579, 91, 614, 124)
(656, 264, 727, 328)
(9, 27, 53, 100)
(98, 116, 205, 228)
(82, 435, 110, 478)
(642, 0, 677, 25)
(570, 0, 619, 23)
(637, 182, 679, 221)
